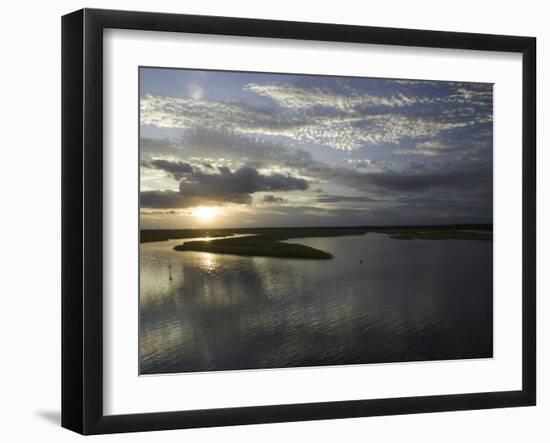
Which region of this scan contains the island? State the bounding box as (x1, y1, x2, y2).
(174, 235, 333, 259)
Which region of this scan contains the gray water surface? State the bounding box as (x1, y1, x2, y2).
(139, 233, 493, 374)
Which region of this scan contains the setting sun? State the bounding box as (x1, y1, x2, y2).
(194, 206, 218, 223)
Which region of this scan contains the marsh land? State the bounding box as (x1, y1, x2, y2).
(140, 224, 492, 259)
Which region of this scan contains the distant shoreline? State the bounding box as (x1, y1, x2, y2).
(141, 224, 492, 243)
(141, 225, 492, 260)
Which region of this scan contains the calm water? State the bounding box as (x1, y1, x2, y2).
(140, 233, 493, 374)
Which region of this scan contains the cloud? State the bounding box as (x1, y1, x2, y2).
(140, 190, 199, 209)
(395, 138, 491, 158)
(325, 162, 492, 198)
(141, 165, 309, 209)
(243, 80, 491, 111)
(140, 209, 192, 215)
(142, 159, 194, 180)
(244, 83, 424, 111)
(140, 77, 492, 152)
(316, 194, 379, 203)
(364, 165, 491, 192)
(180, 165, 308, 198)
(141, 130, 299, 167)
(290, 154, 492, 209)
(261, 195, 288, 204)
(346, 158, 388, 171)
(144, 130, 490, 201)
(187, 84, 203, 100)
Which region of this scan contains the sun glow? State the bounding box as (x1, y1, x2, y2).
(194, 206, 218, 223)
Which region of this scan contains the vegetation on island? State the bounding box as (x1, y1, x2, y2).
(174, 235, 333, 259)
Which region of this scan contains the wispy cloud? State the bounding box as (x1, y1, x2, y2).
(140, 77, 492, 152)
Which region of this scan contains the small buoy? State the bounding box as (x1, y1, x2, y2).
(359, 259, 363, 264)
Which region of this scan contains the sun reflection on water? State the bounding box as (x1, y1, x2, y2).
(199, 252, 216, 273)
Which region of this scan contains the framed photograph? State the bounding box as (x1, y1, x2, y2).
(62, 8, 536, 434)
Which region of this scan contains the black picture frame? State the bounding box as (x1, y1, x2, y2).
(62, 8, 536, 435)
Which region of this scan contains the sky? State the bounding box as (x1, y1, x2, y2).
(139, 67, 493, 229)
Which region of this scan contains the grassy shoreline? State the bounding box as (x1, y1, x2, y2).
(140, 229, 234, 243)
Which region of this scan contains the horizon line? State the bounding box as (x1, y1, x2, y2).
(141, 222, 493, 231)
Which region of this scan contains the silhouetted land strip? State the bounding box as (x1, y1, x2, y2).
(141, 224, 492, 259)
(383, 229, 491, 241)
(140, 230, 234, 243)
(174, 235, 333, 259)
(141, 224, 492, 242)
